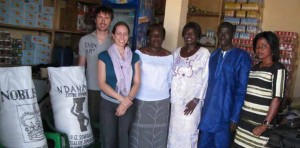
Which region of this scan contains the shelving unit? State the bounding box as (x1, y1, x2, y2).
(275, 31, 299, 99)
(153, 0, 166, 23)
(0, 0, 57, 65)
(152, 0, 223, 51)
(78, 0, 101, 5)
(55, 29, 86, 35)
(0, 23, 53, 33)
(188, 0, 224, 30)
(188, 13, 220, 17)
(187, 0, 224, 51)
(0, 0, 102, 66)
(54, 0, 102, 48)
(222, 1, 264, 65)
(0, 0, 58, 44)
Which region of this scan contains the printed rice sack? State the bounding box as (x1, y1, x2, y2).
(0, 66, 47, 148)
(47, 66, 94, 147)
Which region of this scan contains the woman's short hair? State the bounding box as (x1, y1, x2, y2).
(253, 31, 280, 62)
(182, 22, 202, 40)
(146, 23, 166, 39)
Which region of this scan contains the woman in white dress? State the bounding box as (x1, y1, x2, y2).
(167, 22, 210, 148)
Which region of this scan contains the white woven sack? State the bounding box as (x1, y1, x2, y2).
(47, 66, 94, 147)
(0, 66, 47, 148)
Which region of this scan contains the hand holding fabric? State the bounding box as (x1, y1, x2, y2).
(184, 98, 199, 115)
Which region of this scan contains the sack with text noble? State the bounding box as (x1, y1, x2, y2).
(0, 66, 47, 148)
(267, 125, 300, 148)
(47, 66, 94, 148)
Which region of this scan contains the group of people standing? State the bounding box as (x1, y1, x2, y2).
(79, 5, 287, 148)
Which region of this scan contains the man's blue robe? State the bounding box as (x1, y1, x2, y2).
(199, 48, 251, 132)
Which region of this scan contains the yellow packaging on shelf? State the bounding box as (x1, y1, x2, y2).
(247, 11, 262, 20)
(224, 10, 235, 17)
(224, 2, 241, 10)
(236, 11, 246, 18)
(10, 9, 23, 18)
(0, 0, 10, 7)
(24, 19, 38, 28)
(241, 3, 261, 11)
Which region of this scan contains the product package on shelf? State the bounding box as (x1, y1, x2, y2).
(275, 31, 299, 99)
(0, 31, 23, 65)
(0, 31, 12, 65)
(76, 3, 98, 33)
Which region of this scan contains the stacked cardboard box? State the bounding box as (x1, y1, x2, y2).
(22, 34, 51, 65)
(0, 0, 54, 29)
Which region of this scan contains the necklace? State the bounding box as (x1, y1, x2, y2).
(147, 47, 161, 56)
(187, 48, 195, 53)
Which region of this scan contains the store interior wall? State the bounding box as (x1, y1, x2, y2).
(262, 0, 300, 98)
(162, 0, 188, 51)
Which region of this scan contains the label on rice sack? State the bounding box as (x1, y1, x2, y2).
(47, 66, 94, 147)
(0, 66, 47, 148)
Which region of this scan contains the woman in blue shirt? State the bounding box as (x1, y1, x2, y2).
(97, 21, 141, 148)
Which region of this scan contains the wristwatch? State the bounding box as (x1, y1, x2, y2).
(262, 120, 271, 127)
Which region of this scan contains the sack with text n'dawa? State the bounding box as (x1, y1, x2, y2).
(47, 66, 94, 147)
(0, 66, 47, 148)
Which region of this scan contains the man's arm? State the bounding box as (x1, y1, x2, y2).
(78, 55, 86, 66)
(78, 37, 86, 66)
(231, 52, 252, 124)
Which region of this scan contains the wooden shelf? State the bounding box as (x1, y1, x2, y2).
(55, 29, 87, 35)
(156, 12, 221, 18)
(78, 0, 101, 5)
(188, 13, 220, 17)
(0, 23, 53, 33)
(0, 64, 20, 67)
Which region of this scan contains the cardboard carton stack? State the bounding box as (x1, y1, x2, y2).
(0, 0, 54, 29)
(22, 34, 51, 65)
